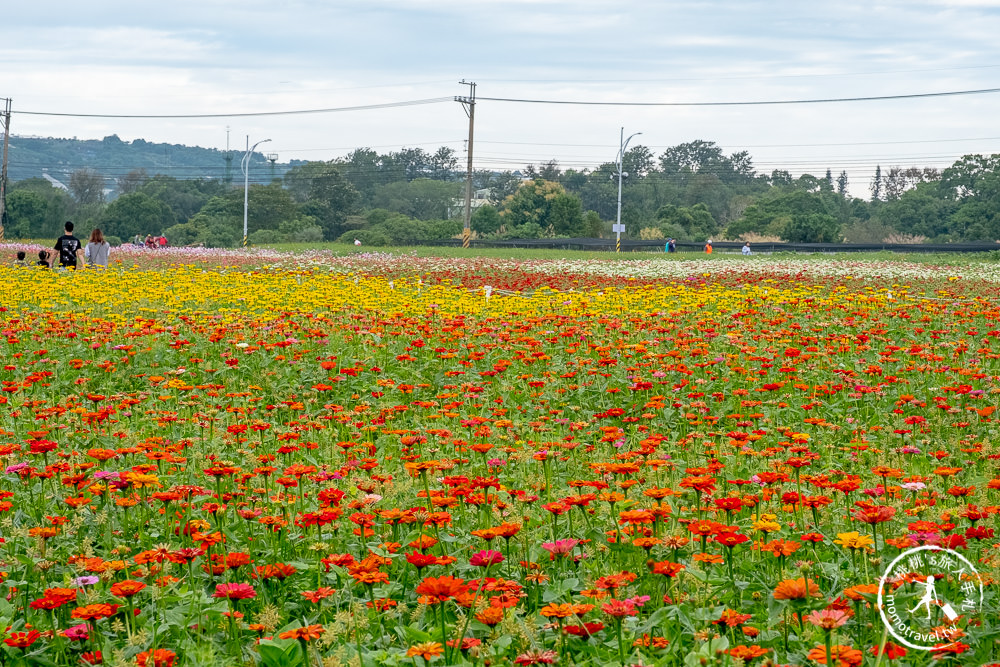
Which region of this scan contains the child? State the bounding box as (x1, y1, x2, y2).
(37, 250, 51, 268)
(14, 251, 27, 267)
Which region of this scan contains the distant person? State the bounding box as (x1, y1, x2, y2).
(354, 238, 362, 246)
(14, 251, 27, 267)
(54, 221, 83, 269)
(145, 234, 156, 249)
(742, 242, 752, 256)
(84, 228, 111, 268)
(705, 239, 713, 254)
(37, 250, 51, 268)
(668, 238, 677, 253)
(158, 235, 168, 248)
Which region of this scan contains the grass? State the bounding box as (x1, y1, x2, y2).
(261, 242, 1000, 265)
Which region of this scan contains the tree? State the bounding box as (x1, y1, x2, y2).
(136, 176, 226, 225)
(283, 162, 360, 239)
(471, 205, 502, 235)
(117, 169, 149, 196)
(883, 166, 940, 201)
(836, 171, 849, 197)
(372, 179, 460, 221)
(728, 190, 839, 242)
(101, 192, 175, 240)
(7, 178, 72, 239)
(656, 203, 716, 240)
(483, 171, 523, 206)
(870, 166, 882, 202)
(4, 190, 48, 238)
(429, 147, 458, 180)
(69, 168, 106, 205)
(185, 183, 301, 246)
(583, 210, 604, 237)
(623, 146, 654, 180)
(499, 179, 584, 237)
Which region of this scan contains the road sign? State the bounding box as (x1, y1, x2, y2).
(612, 223, 626, 233)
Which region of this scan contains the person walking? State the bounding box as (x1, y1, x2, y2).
(742, 242, 752, 256)
(84, 228, 111, 268)
(53, 221, 83, 269)
(705, 239, 713, 254)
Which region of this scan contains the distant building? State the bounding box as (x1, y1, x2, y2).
(448, 188, 491, 218)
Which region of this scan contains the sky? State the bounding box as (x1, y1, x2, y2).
(4, 0, 1000, 196)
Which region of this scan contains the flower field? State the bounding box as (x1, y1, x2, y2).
(0, 248, 998, 666)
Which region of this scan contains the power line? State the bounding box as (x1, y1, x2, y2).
(479, 87, 1000, 107)
(12, 97, 453, 119)
(482, 63, 1000, 84)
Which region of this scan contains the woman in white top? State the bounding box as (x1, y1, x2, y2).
(84, 228, 111, 267)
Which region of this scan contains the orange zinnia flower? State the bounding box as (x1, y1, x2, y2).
(414, 575, 469, 605)
(110, 580, 147, 598)
(72, 603, 120, 620)
(806, 644, 863, 667)
(406, 642, 444, 660)
(773, 577, 821, 600)
(278, 624, 324, 641)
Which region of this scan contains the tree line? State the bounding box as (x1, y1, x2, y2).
(4, 139, 1000, 246)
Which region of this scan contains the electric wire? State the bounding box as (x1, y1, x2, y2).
(12, 97, 454, 119)
(478, 87, 1000, 106)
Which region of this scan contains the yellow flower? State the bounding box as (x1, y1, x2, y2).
(834, 532, 874, 551)
(753, 518, 781, 534)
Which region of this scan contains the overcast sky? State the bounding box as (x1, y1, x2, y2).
(4, 0, 1000, 195)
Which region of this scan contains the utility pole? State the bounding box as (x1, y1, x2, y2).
(0, 98, 11, 242)
(456, 81, 476, 249)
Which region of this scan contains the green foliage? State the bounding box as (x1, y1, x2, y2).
(583, 210, 604, 238)
(499, 179, 584, 236)
(656, 203, 717, 240)
(729, 190, 840, 242)
(162, 222, 201, 247)
(8, 178, 73, 238)
(499, 222, 545, 239)
(136, 176, 226, 226)
(337, 228, 391, 246)
(283, 162, 359, 239)
(101, 192, 175, 240)
(424, 218, 462, 240)
(471, 205, 502, 235)
(5, 190, 49, 239)
(371, 179, 460, 220)
(68, 168, 107, 205)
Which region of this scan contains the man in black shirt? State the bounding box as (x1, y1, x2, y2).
(53, 221, 83, 269)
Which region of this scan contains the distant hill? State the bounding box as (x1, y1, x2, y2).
(6, 134, 299, 192)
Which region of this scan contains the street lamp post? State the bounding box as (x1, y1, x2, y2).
(615, 127, 641, 253)
(241, 136, 271, 247)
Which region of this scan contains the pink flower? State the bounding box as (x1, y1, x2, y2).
(469, 550, 504, 567)
(804, 609, 850, 630)
(62, 624, 90, 641)
(541, 539, 579, 557)
(212, 583, 257, 600)
(601, 598, 639, 618)
(625, 595, 650, 608)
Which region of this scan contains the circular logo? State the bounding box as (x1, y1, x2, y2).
(877, 545, 984, 651)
